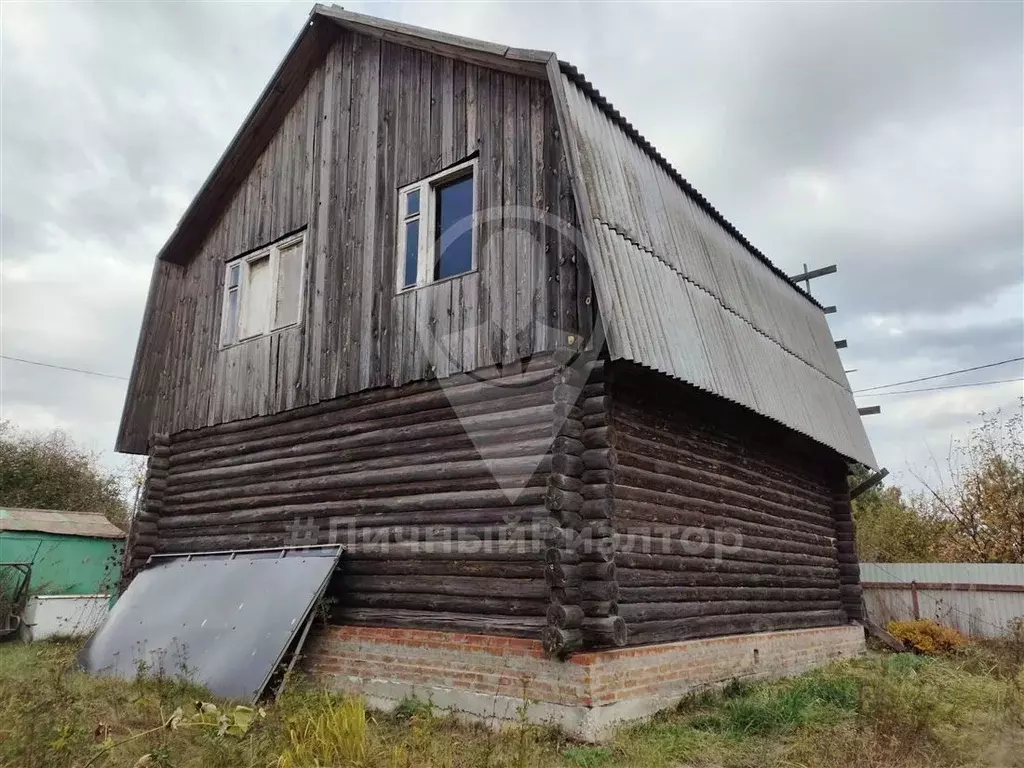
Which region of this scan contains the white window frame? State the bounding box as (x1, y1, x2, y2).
(220, 231, 306, 348)
(397, 157, 478, 292)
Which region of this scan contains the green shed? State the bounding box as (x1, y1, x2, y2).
(1, 507, 124, 641)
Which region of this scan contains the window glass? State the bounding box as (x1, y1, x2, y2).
(225, 288, 239, 344)
(406, 189, 420, 217)
(434, 175, 473, 280)
(229, 264, 240, 289)
(403, 219, 419, 288)
(241, 255, 271, 339)
(274, 242, 303, 329)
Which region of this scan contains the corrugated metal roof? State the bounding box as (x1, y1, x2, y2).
(0, 507, 125, 540)
(555, 69, 877, 467)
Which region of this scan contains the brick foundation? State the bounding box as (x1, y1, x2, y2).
(305, 623, 865, 741)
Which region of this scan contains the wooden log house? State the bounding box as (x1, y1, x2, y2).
(118, 6, 876, 663)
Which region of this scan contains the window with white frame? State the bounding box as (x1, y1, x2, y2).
(221, 231, 305, 347)
(398, 158, 476, 291)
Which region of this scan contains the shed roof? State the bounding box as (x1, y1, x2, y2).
(0, 507, 125, 540)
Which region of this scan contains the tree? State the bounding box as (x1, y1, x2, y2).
(851, 467, 945, 562)
(0, 421, 135, 529)
(912, 402, 1024, 563)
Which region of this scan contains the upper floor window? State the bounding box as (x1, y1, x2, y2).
(398, 158, 476, 291)
(221, 231, 305, 347)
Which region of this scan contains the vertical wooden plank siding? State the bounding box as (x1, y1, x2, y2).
(120, 29, 575, 447)
(606, 362, 850, 647)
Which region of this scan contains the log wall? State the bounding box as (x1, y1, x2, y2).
(118, 27, 586, 454)
(130, 359, 564, 638)
(605, 362, 853, 647)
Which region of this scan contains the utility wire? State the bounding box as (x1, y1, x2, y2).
(854, 357, 1024, 393)
(861, 378, 1023, 397)
(0, 355, 129, 381)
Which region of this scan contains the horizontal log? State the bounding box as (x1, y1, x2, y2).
(616, 586, 840, 604)
(544, 563, 581, 588)
(582, 449, 614, 470)
(580, 600, 618, 617)
(172, 361, 557, 452)
(583, 560, 616, 581)
(615, 516, 836, 559)
(615, 567, 839, 590)
(552, 404, 583, 422)
(167, 455, 552, 508)
(617, 600, 842, 623)
(581, 616, 628, 647)
(581, 484, 613, 501)
(624, 610, 848, 646)
(615, 485, 834, 541)
(342, 560, 545, 579)
(612, 413, 832, 509)
(551, 436, 585, 456)
(171, 405, 554, 472)
(581, 413, 606, 429)
(160, 486, 548, 524)
(167, 428, 551, 492)
(581, 396, 609, 415)
(558, 419, 585, 440)
(344, 543, 547, 563)
(343, 575, 549, 599)
(615, 552, 839, 579)
(551, 455, 584, 477)
(547, 488, 583, 513)
(342, 592, 547, 616)
(544, 548, 580, 565)
(613, 533, 837, 569)
(615, 462, 833, 533)
(581, 498, 614, 520)
(542, 626, 582, 657)
(614, 431, 833, 514)
(159, 505, 551, 536)
(334, 608, 547, 638)
(582, 469, 614, 484)
(548, 473, 583, 493)
(547, 604, 585, 629)
(582, 426, 610, 449)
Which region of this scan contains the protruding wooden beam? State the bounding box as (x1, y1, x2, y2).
(790, 264, 837, 283)
(835, 339, 848, 349)
(850, 468, 889, 500)
(858, 406, 881, 417)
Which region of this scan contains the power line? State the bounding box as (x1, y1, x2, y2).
(862, 377, 1022, 397)
(853, 357, 1024, 393)
(1, 355, 129, 381)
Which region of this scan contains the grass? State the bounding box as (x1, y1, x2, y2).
(0, 638, 1021, 767)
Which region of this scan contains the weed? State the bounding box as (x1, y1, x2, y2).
(888, 619, 967, 655)
(392, 695, 433, 721)
(277, 693, 368, 768)
(563, 745, 614, 767)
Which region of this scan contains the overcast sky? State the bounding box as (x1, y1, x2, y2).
(2, 1, 1022, 493)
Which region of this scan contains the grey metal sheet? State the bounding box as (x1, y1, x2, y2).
(558, 73, 876, 467)
(78, 545, 342, 702)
